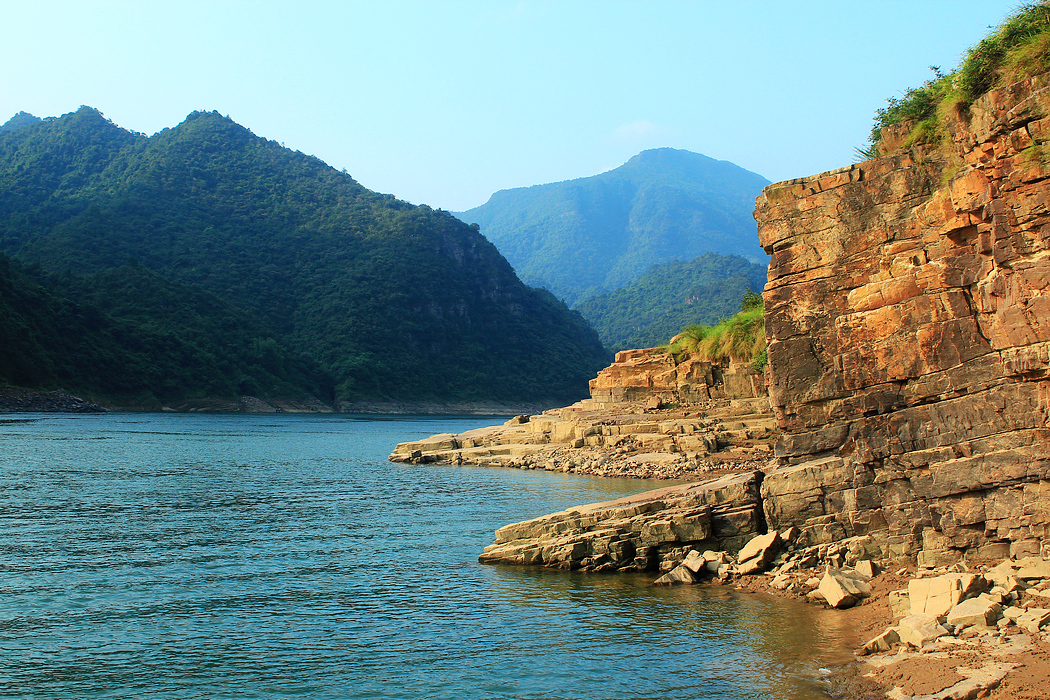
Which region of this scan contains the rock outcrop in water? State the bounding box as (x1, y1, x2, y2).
(477, 472, 764, 571)
(753, 72, 1050, 565)
(389, 351, 774, 480)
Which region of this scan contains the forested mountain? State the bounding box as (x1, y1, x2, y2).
(457, 148, 770, 306)
(0, 255, 330, 407)
(574, 252, 768, 352)
(0, 107, 609, 408)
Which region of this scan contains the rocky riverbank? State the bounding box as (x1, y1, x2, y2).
(722, 550, 1050, 700)
(479, 480, 1050, 699)
(0, 387, 105, 413)
(390, 395, 776, 480)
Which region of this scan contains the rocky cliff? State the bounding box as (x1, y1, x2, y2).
(754, 72, 1050, 565)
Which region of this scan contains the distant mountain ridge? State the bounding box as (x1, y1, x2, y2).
(457, 148, 770, 306)
(0, 107, 609, 407)
(574, 252, 769, 352)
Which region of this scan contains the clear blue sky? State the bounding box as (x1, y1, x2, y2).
(3, 1, 1022, 211)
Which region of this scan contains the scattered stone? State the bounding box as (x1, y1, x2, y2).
(819, 567, 872, 609)
(946, 597, 1003, 629)
(858, 627, 900, 656)
(897, 613, 950, 649)
(1015, 608, 1050, 634)
(653, 565, 699, 586)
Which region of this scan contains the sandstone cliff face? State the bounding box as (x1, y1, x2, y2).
(754, 73, 1050, 564)
(588, 348, 766, 406)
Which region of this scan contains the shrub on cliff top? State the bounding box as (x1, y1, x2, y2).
(862, 1, 1050, 156)
(666, 291, 766, 368)
(959, 1, 1050, 99)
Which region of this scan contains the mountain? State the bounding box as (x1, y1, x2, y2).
(573, 252, 769, 352)
(0, 111, 40, 134)
(0, 255, 331, 407)
(0, 107, 609, 407)
(456, 148, 770, 306)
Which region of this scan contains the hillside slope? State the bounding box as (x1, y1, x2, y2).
(574, 252, 768, 352)
(0, 108, 609, 407)
(0, 256, 329, 407)
(457, 148, 769, 305)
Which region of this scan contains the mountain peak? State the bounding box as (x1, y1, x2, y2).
(0, 111, 42, 134)
(460, 148, 770, 305)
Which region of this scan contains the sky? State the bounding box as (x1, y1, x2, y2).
(2, 0, 1024, 212)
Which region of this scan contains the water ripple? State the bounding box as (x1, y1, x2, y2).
(0, 414, 851, 699)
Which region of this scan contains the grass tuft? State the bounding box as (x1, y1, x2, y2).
(666, 291, 766, 367)
(860, 2, 1050, 157)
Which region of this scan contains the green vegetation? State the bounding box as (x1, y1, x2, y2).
(0, 255, 330, 406)
(862, 2, 1050, 156)
(573, 252, 768, 352)
(666, 292, 766, 371)
(458, 147, 769, 306)
(0, 108, 610, 407)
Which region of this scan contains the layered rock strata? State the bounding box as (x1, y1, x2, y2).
(390, 348, 774, 479)
(588, 348, 765, 406)
(753, 73, 1050, 563)
(477, 471, 765, 571)
(389, 395, 776, 479)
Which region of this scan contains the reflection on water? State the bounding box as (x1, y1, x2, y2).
(484, 565, 855, 700)
(0, 413, 851, 699)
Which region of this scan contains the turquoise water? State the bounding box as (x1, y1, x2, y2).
(0, 413, 853, 699)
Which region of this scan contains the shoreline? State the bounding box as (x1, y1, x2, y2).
(0, 387, 555, 416)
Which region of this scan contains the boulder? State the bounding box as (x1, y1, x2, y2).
(818, 568, 872, 609)
(1002, 605, 1025, 622)
(858, 627, 900, 656)
(897, 613, 950, 649)
(985, 560, 1021, 589)
(681, 550, 708, 574)
(854, 559, 878, 579)
(735, 531, 781, 574)
(1016, 557, 1050, 581)
(908, 574, 983, 617)
(946, 597, 1003, 628)
(888, 589, 911, 619)
(703, 551, 729, 573)
(654, 564, 699, 586)
(1015, 608, 1050, 634)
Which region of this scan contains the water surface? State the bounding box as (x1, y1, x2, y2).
(0, 413, 853, 699)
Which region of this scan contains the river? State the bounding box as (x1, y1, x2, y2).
(0, 413, 855, 699)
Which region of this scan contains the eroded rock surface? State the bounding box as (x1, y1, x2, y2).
(754, 72, 1050, 563)
(390, 395, 776, 480)
(477, 471, 765, 571)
